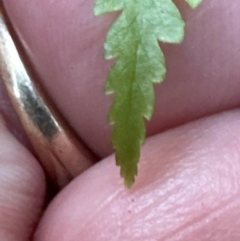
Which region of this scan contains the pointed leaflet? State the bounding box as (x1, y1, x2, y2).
(185, 0, 203, 8)
(94, 0, 203, 187)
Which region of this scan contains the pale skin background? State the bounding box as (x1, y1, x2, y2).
(0, 0, 240, 240)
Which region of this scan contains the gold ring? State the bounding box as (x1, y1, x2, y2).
(0, 6, 97, 188)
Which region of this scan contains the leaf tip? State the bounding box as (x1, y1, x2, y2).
(185, 0, 203, 9)
(124, 179, 134, 189)
(122, 170, 136, 189)
(119, 163, 138, 189)
(94, 7, 102, 16)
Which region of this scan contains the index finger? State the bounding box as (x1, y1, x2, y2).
(2, 0, 240, 157)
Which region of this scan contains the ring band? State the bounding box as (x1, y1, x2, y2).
(0, 6, 97, 188)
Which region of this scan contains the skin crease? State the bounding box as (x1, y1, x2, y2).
(0, 0, 239, 240)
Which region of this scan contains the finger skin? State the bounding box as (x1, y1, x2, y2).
(34, 110, 240, 241)
(0, 116, 45, 241)
(3, 0, 240, 157)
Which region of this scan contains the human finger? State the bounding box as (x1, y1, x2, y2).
(3, 0, 240, 157)
(35, 109, 240, 241)
(0, 116, 45, 241)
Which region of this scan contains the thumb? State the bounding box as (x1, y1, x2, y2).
(34, 110, 240, 241)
